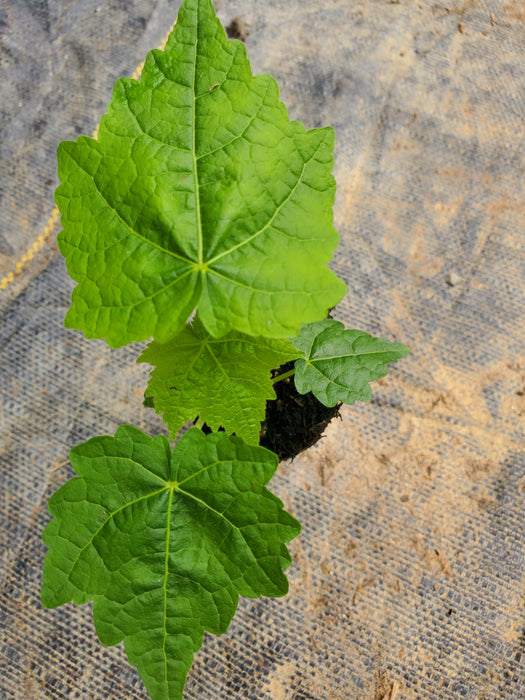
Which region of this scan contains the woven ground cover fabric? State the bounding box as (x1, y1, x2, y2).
(1, 0, 524, 698)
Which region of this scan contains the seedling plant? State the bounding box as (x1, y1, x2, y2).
(41, 1, 409, 698)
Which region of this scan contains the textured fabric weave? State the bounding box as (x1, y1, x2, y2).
(1, 1, 524, 698)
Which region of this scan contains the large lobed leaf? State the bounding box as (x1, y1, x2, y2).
(41, 426, 300, 700)
(56, 0, 346, 347)
(139, 317, 300, 444)
(293, 319, 410, 406)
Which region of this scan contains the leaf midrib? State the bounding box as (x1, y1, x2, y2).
(305, 359, 357, 393)
(309, 348, 403, 363)
(162, 487, 174, 688)
(192, 11, 203, 265)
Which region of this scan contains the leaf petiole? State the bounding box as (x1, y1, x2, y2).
(272, 368, 296, 384)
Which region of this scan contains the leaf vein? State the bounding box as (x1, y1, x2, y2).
(310, 349, 402, 362)
(162, 488, 174, 688)
(196, 79, 272, 161)
(66, 487, 168, 585)
(67, 149, 195, 265)
(192, 16, 203, 264)
(174, 485, 275, 588)
(205, 134, 328, 266)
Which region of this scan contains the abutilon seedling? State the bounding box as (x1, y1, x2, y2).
(41, 0, 409, 698)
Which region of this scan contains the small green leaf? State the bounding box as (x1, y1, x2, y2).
(56, 0, 346, 347)
(42, 426, 300, 700)
(139, 317, 300, 444)
(293, 319, 410, 407)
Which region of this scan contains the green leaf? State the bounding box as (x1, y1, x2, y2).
(56, 0, 346, 348)
(42, 426, 300, 700)
(293, 319, 410, 407)
(138, 317, 300, 444)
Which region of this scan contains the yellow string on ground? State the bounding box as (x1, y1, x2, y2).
(0, 22, 174, 294)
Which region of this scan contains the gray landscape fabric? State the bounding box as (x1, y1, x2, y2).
(1, 0, 524, 698)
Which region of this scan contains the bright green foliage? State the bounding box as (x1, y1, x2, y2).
(293, 319, 410, 407)
(41, 426, 300, 700)
(55, 0, 346, 348)
(46, 0, 411, 697)
(139, 317, 300, 444)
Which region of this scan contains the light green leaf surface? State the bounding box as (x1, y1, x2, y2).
(293, 319, 410, 407)
(139, 317, 300, 444)
(42, 426, 300, 700)
(56, 0, 346, 347)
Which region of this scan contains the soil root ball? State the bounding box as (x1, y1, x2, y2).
(259, 360, 342, 461)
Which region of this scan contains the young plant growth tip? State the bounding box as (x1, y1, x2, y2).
(41, 1, 409, 698)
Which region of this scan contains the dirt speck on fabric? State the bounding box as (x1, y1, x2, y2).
(226, 17, 250, 41)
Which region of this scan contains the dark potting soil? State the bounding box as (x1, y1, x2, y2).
(259, 360, 341, 461)
(198, 360, 341, 460)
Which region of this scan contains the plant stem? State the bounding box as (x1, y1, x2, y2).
(271, 368, 296, 384)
